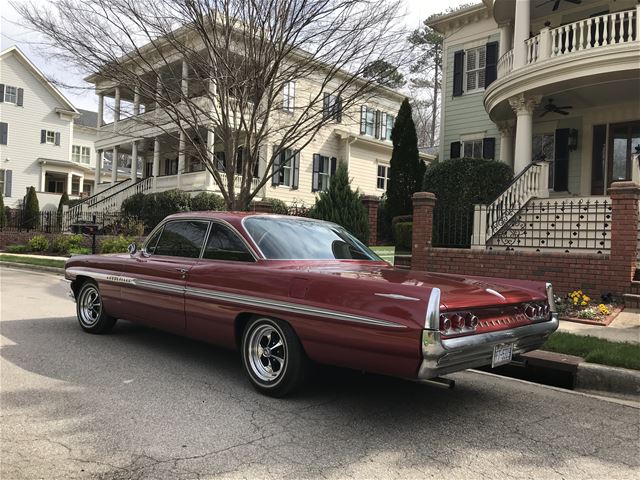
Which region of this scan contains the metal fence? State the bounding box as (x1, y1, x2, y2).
(432, 206, 474, 248)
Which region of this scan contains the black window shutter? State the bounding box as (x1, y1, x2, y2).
(484, 42, 499, 88)
(312, 154, 320, 191)
(374, 110, 381, 138)
(40, 129, 46, 144)
(0, 122, 7, 145)
(360, 105, 367, 134)
(453, 50, 465, 97)
(17, 88, 24, 106)
(55, 132, 61, 146)
(336, 96, 342, 123)
(483, 137, 495, 159)
(330, 157, 337, 176)
(271, 145, 280, 186)
(0, 84, 4, 103)
(4, 170, 12, 197)
(323, 93, 330, 120)
(292, 151, 300, 189)
(451, 141, 461, 159)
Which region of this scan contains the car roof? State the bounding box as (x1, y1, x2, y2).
(163, 211, 327, 229)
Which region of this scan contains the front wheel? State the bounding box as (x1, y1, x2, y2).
(241, 317, 307, 397)
(76, 280, 117, 334)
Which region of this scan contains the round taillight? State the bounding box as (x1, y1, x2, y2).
(535, 305, 543, 317)
(543, 304, 550, 316)
(525, 304, 536, 318)
(450, 314, 465, 330)
(466, 314, 479, 329)
(440, 314, 451, 332)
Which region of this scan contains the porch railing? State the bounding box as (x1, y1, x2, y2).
(472, 161, 550, 247)
(497, 49, 514, 78)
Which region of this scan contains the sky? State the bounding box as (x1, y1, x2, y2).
(0, 0, 472, 112)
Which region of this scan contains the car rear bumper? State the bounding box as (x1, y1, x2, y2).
(63, 278, 76, 302)
(418, 314, 559, 379)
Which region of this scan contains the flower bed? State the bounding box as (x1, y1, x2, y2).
(556, 290, 624, 326)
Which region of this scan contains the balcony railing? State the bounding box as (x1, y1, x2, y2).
(498, 7, 638, 80)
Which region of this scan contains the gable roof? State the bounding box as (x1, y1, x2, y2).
(0, 45, 79, 114)
(75, 109, 98, 128)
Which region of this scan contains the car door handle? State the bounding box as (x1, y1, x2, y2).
(176, 268, 188, 275)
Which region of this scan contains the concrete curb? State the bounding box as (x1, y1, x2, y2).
(0, 261, 65, 275)
(576, 362, 640, 397)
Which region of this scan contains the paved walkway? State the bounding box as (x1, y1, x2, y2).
(558, 309, 640, 344)
(0, 253, 68, 261)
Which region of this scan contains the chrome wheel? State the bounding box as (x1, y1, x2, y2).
(247, 323, 287, 382)
(78, 284, 102, 328)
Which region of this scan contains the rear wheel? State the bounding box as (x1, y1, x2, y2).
(76, 280, 117, 334)
(241, 317, 307, 397)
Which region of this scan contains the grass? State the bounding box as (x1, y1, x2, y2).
(370, 245, 395, 265)
(0, 254, 65, 269)
(541, 332, 640, 370)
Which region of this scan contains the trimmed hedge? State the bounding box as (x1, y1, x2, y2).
(191, 192, 225, 211)
(393, 222, 413, 252)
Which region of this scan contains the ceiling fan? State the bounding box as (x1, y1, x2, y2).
(537, 0, 582, 11)
(540, 99, 573, 116)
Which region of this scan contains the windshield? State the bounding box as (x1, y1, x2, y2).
(243, 216, 383, 261)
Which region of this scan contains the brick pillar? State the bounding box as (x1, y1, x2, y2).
(609, 181, 640, 290)
(411, 192, 436, 271)
(361, 195, 380, 246)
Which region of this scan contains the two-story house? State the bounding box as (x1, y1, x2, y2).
(0, 46, 124, 210)
(430, 0, 639, 253)
(72, 29, 432, 216)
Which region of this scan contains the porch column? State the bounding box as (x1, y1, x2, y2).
(130, 141, 138, 182)
(114, 86, 121, 123)
(66, 173, 73, 195)
(95, 149, 102, 185)
(512, 0, 530, 69)
(178, 130, 186, 188)
(509, 94, 541, 174)
(97, 94, 104, 128)
(133, 86, 140, 116)
(181, 57, 189, 96)
(498, 22, 512, 57)
(111, 146, 119, 184)
(153, 137, 160, 192)
(496, 120, 515, 168)
(78, 175, 84, 195)
(206, 125, 215, 189)
(155, 74, 162, 110)
(40, 166, 46, 192)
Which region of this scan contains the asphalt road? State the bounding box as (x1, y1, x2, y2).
(1, 266, 639, 480)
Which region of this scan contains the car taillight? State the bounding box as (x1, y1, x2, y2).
(439, 311, 478, 335)
(524, 302, 552, 321)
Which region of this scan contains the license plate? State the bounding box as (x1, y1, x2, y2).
(492, 343, 513, 368)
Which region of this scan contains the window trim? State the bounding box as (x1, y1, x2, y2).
(464, 45, 486, 94)
(282, 81, 295, 113)
(376, 163, 390, 190)
(46, 130, 56, 145)
(4, 85, 17, 104)
(462, 138, 484, 159)
(200, 221, 257, 263)
(72, 145, 91, 164)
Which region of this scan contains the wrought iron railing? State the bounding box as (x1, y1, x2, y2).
(487, 198, 612, 253)
(432, 207, 474, 249)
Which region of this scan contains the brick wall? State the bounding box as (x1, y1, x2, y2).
(408, 182, 640, 297)
(361, 195, 380, 246)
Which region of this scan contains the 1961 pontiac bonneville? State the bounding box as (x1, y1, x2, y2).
(65, 212, 558, 396)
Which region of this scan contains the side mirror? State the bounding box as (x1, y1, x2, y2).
(127, 243, 138, 255)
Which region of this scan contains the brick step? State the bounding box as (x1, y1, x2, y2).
(623, 293, 640, 309)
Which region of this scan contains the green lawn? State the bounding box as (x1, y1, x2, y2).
(541, 332, 640, 370)
(370, 246, 395, 265)
(0, 254, 65, 269)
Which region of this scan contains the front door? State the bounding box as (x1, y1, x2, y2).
(608, 121, 640, 188)
(554, 128, 570, 191)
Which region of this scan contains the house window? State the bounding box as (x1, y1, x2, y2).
(463, 139, 483, 159)
(46, 131, 56, 144)
(312, 154, 335, 192)
(465, 46, 486, 92)
(283, 82, 295, 112)
(323, 93, 342, 122)
(364, 108, 376, 136)
(4, 86, 17, 104)
(72, 145, 91, 164)
(383, 114, 394, 141)
(0, 122, 7, 145)
(376, 164, 390, 190)
(47, 180, 65, 193)
(279, 149, 294, 186)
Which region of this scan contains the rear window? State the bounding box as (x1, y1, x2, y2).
(243, 216, 381, 261)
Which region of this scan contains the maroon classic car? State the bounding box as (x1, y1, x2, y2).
(64, 212, 558, 396)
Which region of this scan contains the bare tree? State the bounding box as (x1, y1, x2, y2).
(15, 0, 409, 210)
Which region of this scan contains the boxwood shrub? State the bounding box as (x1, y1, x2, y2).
(191, 192, 225, 211)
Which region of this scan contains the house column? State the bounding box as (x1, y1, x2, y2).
(114, 86, 121, 123)
(111, 146, 119, 184)
(66, 173, 73, 195)
(178, 130, 186, 188)
(40, 166, 47, 192)
(498, 22, 512, 57)
(95, 149, 102, 185)
(509, 94, 541, 174)
(512, 0, 530, 69)
(153, 137, 160, 192)
(78, 175, 84, 195)
(181, 57, 189, 97)
(206, 126, 215, 189)
(97, 94, 104, 128)
(130, 141, 138, 182)
(496, 120, 515, 168)
(133, 86, 140, 116)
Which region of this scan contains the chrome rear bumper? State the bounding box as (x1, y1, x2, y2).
(418, 314, 559, 379)
(63, 278, 76, 302)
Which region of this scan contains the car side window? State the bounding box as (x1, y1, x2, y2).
(203, 223, 254, 262)
(144, 227, 163, 255)
(153, 221, 209, 258)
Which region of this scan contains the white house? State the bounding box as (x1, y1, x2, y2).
(429, 0, 640, 253)
(0, 46, 125, 210)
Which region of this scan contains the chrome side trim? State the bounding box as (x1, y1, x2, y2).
(546, 282, 556, 312)
(374, 293, 420, 301)
(425, 288, 441, 330)
(64, 268, 406, 329)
